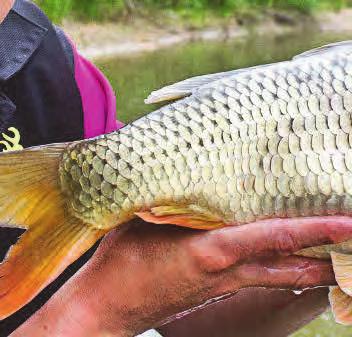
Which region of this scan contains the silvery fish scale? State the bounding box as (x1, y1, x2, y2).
(59, 41, 352, 234)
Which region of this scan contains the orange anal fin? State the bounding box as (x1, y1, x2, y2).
(0, 217, 106, 320)
(329, 286, 352, 325)
(135, 205, 226, 230)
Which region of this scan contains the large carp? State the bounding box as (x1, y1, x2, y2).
(1, 41, 352, 323)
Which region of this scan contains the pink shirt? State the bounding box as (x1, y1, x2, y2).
(71, 45, 124, 138)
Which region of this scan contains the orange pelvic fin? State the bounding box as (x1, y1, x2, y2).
(136, 205, 226, 230)
(0, 145, 106, 319)
(329, 286, 352, 325)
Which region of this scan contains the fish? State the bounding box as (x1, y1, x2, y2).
(1, 40, 352, 322)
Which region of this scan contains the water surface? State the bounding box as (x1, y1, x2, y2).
(97, 28, 352, 337)
(99, 29, 352, 123)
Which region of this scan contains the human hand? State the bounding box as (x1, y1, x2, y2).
(11, 217, 352, 337)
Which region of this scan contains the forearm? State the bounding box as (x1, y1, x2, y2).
(10, 271, 128, 337)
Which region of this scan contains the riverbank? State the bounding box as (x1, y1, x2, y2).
(63, 8, 352, 60)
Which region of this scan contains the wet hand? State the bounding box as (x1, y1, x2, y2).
(11, 217, 352, 337)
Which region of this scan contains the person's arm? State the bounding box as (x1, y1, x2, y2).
(0, 0, 14, 23)
(11, 217, 352, 337)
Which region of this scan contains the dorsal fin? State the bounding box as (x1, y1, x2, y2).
(145, 70, 242, 104)
(293, 40, 352, 60)
(146, 40, 352, 105)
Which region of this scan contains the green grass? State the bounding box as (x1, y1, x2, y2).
(34, 0, 352, 23)
(291, 312, 352, 337)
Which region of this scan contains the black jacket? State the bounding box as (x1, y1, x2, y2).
(0, 0, 84, 147)
(0, 1, 87, 335)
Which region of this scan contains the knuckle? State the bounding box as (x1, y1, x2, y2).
(186, 237, 234, 274)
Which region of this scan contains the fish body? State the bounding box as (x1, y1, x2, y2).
(62, 41, 352, 228)
(1, 41, 352, 321)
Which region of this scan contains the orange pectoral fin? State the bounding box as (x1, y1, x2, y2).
(136, 205, 226, 230)
(0, 216, 106, 320)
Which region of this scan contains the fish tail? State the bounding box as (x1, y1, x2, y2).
(0, 145, 106, 319)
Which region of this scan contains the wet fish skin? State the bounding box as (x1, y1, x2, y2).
(60, 43, 352, 231)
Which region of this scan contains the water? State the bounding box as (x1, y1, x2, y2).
(97, 29, 352, 337)
(98, 28, 351, 124)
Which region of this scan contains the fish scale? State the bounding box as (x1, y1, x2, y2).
(58, 47, 352, 232)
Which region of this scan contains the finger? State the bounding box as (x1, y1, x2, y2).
(197, 256, 334, 316)
(235, 256, 335, 289)
(204, 257, 333, 304)
(185, 255, 334, 317)
(189, 216, 352, 272)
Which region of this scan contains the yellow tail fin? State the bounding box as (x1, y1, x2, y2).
(0, 145, 106, 319)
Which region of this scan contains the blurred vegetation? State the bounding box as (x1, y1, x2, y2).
(35, 0, 352, 23)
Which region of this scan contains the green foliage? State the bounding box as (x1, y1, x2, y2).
(34, 0, 125, 22)
(71, 0, 125, 21)
(34, 0, 352, 23)
(35, 0, 73, 22)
